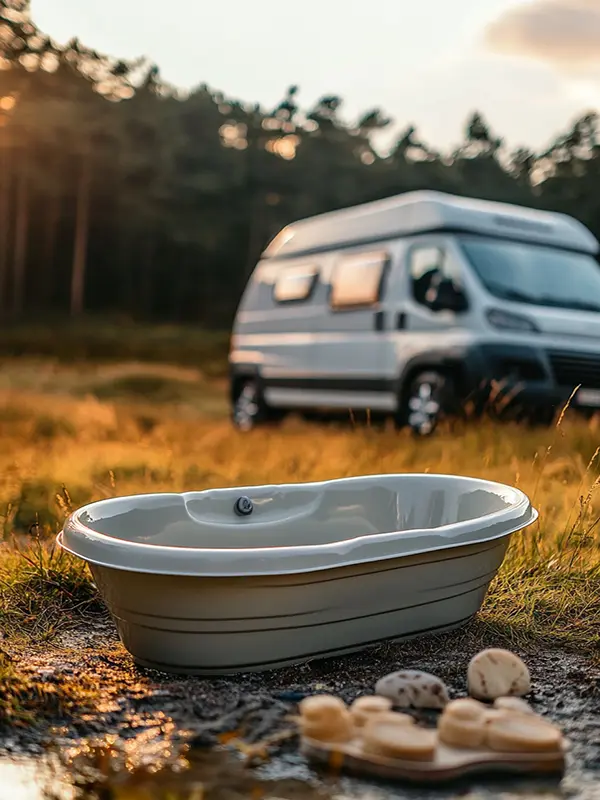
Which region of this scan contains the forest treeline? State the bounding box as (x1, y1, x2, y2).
(1, 0, 600, 327)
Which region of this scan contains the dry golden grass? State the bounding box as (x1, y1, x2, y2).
(0, 359, 598, 652)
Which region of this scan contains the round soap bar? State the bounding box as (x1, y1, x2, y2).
(486, 715, 562, 753)
(299, 694, 347, 721)
(443, 698, 487, 720)
(493, 696, 534, 715)
(363, 718, 436, 761)
(437, 698, 488, 749)
(301, 719, 353, 743)
(298, 694, 354, 743)
(467, 648, 531, 701)
(350, 696, 393, 728)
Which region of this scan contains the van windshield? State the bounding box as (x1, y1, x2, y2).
(459, 236, 600, 312)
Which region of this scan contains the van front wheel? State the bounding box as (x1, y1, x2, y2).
(400, 371, 457, 436)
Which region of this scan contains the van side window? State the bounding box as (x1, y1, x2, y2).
(409, 247, 445, 306)
(409, 245, 465, 309)
(330, 251, 389, 310)
(273, 265, 318, 303)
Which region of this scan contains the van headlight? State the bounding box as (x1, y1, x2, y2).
(486, 309, 539, 333)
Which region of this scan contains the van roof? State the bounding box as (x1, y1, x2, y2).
(263, 190, 599, 259)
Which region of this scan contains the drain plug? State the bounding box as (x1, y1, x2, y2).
(234, 496, 253, 516)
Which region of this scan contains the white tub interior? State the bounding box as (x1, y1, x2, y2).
(58, 474, 537, 577)
(77, 477, 516, 549)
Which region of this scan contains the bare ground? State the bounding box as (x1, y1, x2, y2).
(1, 618, 598, 799)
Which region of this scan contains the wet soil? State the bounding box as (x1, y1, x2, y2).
(1, 618, 599, 799)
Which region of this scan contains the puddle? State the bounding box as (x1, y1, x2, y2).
(0, 748, 596, 800)
(0, 750, 321, 800)
(0, 758, 72, 800)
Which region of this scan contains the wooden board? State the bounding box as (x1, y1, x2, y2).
(301, 735, 566, 784)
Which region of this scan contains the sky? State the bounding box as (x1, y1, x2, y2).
(32, 0, 600, 153)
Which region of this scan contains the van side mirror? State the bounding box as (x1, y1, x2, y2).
(426, 279, 468, 313)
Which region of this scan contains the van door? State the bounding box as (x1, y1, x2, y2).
(310, 248, 397, 412)
(404, 239, 469, 336)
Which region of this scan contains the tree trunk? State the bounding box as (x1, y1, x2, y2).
(0, 139, 10, 317)
(116, 223, 128, 311)
(12, 159, 28, 317)
(39, 182, 61, 310)
(70, 150, 92, 316)
(139, 232, 156, 319)
(173, 246, 188, 321)
(245, 192, 265, 279)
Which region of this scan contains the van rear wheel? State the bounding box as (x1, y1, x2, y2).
(400, 371, 457, 436)
(232, 379, 282, 431)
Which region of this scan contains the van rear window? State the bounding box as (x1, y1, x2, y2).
(273, 266, 319, 303)
(330, 251, 389, 309)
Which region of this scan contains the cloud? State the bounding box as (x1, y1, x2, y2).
(381, 52, 582, 151)
(485, 0, 600, 73)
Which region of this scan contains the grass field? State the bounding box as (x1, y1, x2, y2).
(0, 320, 230, 376)
(0, 350, 597, 800)
(0, 354, 598, 661)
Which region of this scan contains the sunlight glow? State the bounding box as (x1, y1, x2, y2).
(267, 135, 299, 160)
(0, 95, 16, 112)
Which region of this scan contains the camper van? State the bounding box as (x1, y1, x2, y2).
(229, 191, 600, 434)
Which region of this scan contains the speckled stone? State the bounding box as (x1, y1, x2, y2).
(375, 669, 450, 709)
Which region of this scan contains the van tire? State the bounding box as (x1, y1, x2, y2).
(524, 406, 556, 428)
(399, 371, 458, 436)
(231, 379, 281, 431)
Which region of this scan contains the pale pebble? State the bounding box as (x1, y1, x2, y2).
(467, 648, 531, 701)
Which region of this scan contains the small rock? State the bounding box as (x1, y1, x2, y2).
(189, 731, 218, 748)
(374, 670, 450, 709)
(467, 648, 531, 701)
(276, 691, 307, 703)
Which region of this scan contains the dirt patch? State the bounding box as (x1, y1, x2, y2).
(1, 619, 598, 798)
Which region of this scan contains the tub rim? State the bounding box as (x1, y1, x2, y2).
(57, 473, 537, 578)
